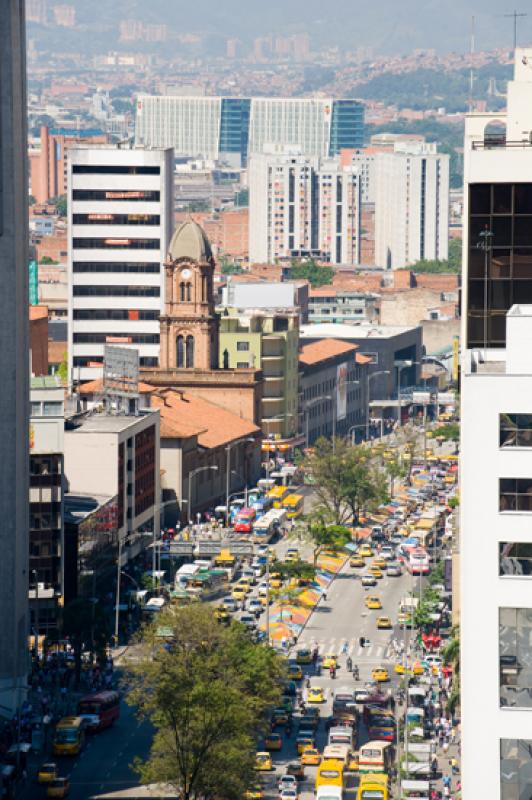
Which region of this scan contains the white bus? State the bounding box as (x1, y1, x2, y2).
(406, 548, 430, 576)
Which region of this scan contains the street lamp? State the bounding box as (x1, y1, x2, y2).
(366, 369, 391, 440)
(189, 465, 219, 524)
(225, 438, 256, 527)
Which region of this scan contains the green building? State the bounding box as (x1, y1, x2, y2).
(219, 309, 299, 442)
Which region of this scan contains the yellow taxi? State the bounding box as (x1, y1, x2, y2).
(285, 548, 300, 562)
(270, 574, 283, 589)
(38, 763, 58, 785)
(264, 732, 282, 751)
(255, 752, 273, 771)
(214, 607, 230, 623)
(358, 544, 373, 557)
(365, 596, 382, 610)
(350, 556, 365, 568)
(369, 566, 383, 579)
(288, 662, 303, 681)
(376, 616, 392, 629)
(394, 662, 424, 676)
(347, 752, 359, 772)
(47, 778, 70, 799)
(236, 578, 253, 593)
(232, 586, 247, 601)
(321, 653, 337, 669)
(300, 747, 321, 766)
(296, 648, 312, 665)
(296, 735, 315, 754)
(307, 686, 325, 703)
(372, 557, 387, 568)
(245, 785, 264, 800)
(371, 667, 390, 682)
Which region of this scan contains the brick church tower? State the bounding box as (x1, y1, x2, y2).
(159, 220, 219, 370)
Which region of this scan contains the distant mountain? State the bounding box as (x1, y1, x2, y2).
(61, 0, 528, 54)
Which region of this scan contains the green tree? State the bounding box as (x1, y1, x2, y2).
(29, 194, 37, 206)
(442, 627, 460, 713)
(383, 453, 406, 497)
(220, 255, 244, 275)
(300, 515, 352, 567)
(270, 559, 316, 583)
(57, 352, 68, 384)
(40, 256, 59, 265)
(126, 604, 284, 800)
(290, 258, 335, 288)
(433, 422, 459, 441)
(62, 597, 109, 686)
(50, 194, 67, 217)
(448, 237, 462, 272)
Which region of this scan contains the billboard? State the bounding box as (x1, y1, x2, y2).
(103, 345, 139, 398)
(336, 362, 348, 421)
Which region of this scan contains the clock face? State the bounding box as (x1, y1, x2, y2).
(181, 268, 191, 279)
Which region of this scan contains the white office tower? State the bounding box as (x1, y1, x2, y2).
(67, 146, 173, 383)
(374, 142, 449, 269)
(248, 149, 361, 265)
(461, 50, 532, 800)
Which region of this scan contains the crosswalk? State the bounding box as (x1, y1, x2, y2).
(296, 636, 396, 662)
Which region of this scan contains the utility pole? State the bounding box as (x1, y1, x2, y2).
(504, 10, 527, 49)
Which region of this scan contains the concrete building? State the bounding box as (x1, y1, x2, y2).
(307, 287, 380, 325)
(374, 142, 450, 270)
(0, 0, 30, 712)
(219, 309, 300, 443)
(299, 339, 369, 446)
(249, 150, 361, 265)
(29, 376, 65, 635)
(30, 305, 50, 376)
(135, 96, 364, 168)
(221, 280, 309, 324)
(460, 49, 532, 800)
(67, 145, 174, 382)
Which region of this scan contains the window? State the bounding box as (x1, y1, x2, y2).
(237, 341, 249, 352)
(500, 478, 532, 511)
(73, 213, 160, 226)
(186, 283, 192, 302)
(180, 282, 185, 302)
(73, 238, 160, 249)
(500, 414, 532, 447)
(72, 165, 160, 175)
(31, 402, 41, 417)
(500, 542, 532, 576)
(73, 262, 160, 274)
(500, 608, 532, 707)
(176, 336, 185, 368)
(186, 336, 194, 368)
(501, 739, 532, 799)
(73, 286, 159, 297)
(42, 402, 62, 416)
(72, 189, 160, 201)
(237, 362, 249, 368)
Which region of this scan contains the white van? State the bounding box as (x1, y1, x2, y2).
(316, 786, 343, 800)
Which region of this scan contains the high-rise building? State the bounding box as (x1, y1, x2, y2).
(248, 149, 361, 265)
(374, 142, 449, 270)
(135, 96, 364, 168)
(460, 49, 532, 800)
(0, 0, 30, 711)
(52, 4, 75, 27)
(67, 146, 174, 383)
(26, 0, 47, 24)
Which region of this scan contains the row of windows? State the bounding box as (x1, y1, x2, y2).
(73, 214, 160, 226)
(73, 309, 159, 321)
(72, 165, 160, 175)
(73, 286, 160, 297)
(73, 356, 158, 367)
(73, 333, 160, 344)
(73, 262, 160, 273)
(73, 238, 160, 250)
(72, 189, 160, 201)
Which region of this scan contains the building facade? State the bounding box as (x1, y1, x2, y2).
(30, 377, 64, 635)
(460, 49, 532, 800)
(249, 150, 361, 265)
(0, 0, 30, 711)
(67, 145, 174, 383)
(374, 142, 449, 270)
(219, 309, 300, 442)
(135, 96, 364, 167)
(307, 287, 380, 324)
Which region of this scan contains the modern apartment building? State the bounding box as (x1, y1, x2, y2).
(308, 287, 380, 324)
(0, 0, 30, 712)
(248, 150, 361, 265)
(374, 142, 449, 270)
(219, 308, 300, 442)
(135, 96, 364, 167)
(67, 145, 174, 383)
(460, 49, 532, 800)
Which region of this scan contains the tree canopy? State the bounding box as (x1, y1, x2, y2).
(289, 258, 335, 288)
(126, 603, 285, 800)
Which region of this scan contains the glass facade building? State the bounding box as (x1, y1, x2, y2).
(219, 98, 251, 165)
(329, 100, 365, 155)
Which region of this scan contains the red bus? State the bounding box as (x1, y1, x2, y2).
(234, 508, 256, 533)
(77, 691, 120, 731)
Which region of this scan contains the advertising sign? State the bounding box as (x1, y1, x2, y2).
(336, 362, 348, 421)
(103, 345, 139, 398)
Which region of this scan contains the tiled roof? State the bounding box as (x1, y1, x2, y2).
(356, 353, 373, 365)
(150, 388, 260, 448)
(29, 305, 48, 321)
(299, 338, 358, 366)
(77, 378, 156, 395)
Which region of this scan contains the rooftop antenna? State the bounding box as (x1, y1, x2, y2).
(468, 16, 475, 113)
(503, 10, 527, 49)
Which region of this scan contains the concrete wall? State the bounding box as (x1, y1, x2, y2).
(421, 319, 461, 356)
(379, 288, 457, 328)
(0, 0, 30, 702)
(64, 431, 119, 498)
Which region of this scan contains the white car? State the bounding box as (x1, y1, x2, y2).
(248, 598, 263, 616)
(279, 789, 298, 800)
(361, 574, 377, 587)
(258, 583, 268, 597)
(222, 597, 238, 612)
(278, 775, 297, 792)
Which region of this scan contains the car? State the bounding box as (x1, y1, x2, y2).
(365, 596, 382, 610)
(37, 763, 59, 784)
(296, 648, 312, 665)
(279, 789, 298, 800)
(286, 762, 305, 780)
(278, 775, 298, 792)
(322, 653, 337, 669)
(245, 785, 265, 800)
(350, 556, 365, 568)
(253, 566, 264, 579)
(265, 733, 283, 751)
(271, 708, 290, 726)
(214, 607, 230, 623)
(248, 599, 263, 616)
(287, 662, 303, 680)
(372, 557, 387, 568)
(222, 597, 238, 612)
(270, 575, 283, 589)
(371, 667, 390, 682)
(296, 735, 315, 754)
(47, 778, 70, 799)
(397, 612, 412, 627)
(361, 575, 377, 587)
(285, 548, 300, 562)
(257, 544, 269, 555)
(255, 752, 273, 771)
(359, 545, 373, 557)
(380, 546, 394, 560)
(236, 578, 253, 593)
(376, 616, 392, 629)
(241, 569, 257, 586)
(304, 706, 321, 718)
(386, 563, 402, 577)
(354, 688, 371, 704)
(307, 686, 325, 703)
(239, 613, 257, 629)
(369, 566, 383, 579)
(232, 587, 247, 601)
(300, 714, 319, 731)
(300, 747, 321, 766)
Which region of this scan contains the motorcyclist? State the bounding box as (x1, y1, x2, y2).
(353, 664, 359, 680)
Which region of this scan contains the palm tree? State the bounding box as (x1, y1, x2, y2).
(442, 626, 460, 714)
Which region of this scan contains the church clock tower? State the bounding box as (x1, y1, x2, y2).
(159, 220, 219, 370)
